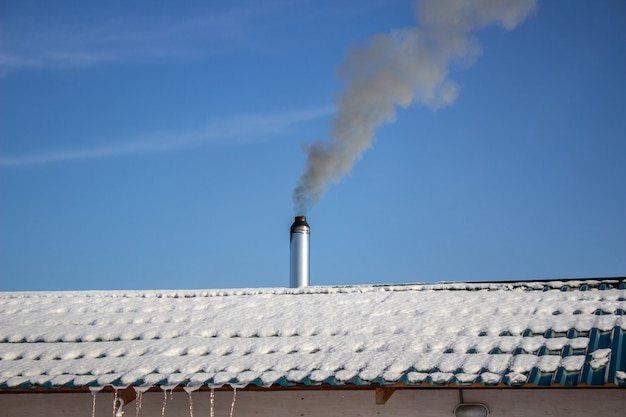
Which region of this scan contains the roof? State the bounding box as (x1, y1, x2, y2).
(1, 278, 625, 392)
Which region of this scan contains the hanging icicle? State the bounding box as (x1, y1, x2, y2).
(113, 389, 119, 417)
(229, 388, 237, 417)
(133, 386, 150, 417)
(135, 391, 142, 417)
(90, 387, 103, 417)
(92, 390, 97, 417)
(210, 389, 215, 417)
(184, 385, 201, 417)
(161, 390, 168, 417)
(187, 391, 194, 417)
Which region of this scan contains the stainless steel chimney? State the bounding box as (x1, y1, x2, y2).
(290, 216, 310, 288)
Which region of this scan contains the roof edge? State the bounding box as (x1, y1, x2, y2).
(1, 277, 624, 299)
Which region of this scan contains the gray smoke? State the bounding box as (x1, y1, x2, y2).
(293, 0, 537, 214)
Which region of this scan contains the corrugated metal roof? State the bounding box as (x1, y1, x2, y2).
(0, 278, 624, 391)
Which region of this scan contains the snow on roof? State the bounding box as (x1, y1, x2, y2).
(0, 279, 624, 391)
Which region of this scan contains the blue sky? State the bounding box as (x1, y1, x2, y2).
(1, 0, 625, 291)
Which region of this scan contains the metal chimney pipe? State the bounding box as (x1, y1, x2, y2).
(290, 216, 310, 288)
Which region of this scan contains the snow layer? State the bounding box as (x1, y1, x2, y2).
(0, 279, 624, 390)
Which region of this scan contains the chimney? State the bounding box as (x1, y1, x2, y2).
(290, 216, 310, 288)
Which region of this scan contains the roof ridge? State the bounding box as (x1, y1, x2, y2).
(0, 277, 623, 299)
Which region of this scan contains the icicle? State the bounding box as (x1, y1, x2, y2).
(229, 388, 237, 417)
(210, 389, 215, 417)
(133, 386, 150, 417)
(113, 388, 131, 417)
(135, 391, 142, 417)
(184, 385, 201, 417)
(188, 391, 194, 417)
(161, 390, 168, 417)
(113, 390, 119, 417)
(90, 387, 103, 417)
(92, 390, 97, 417)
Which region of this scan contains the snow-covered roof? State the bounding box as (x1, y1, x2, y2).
(1, 279, 625, 391)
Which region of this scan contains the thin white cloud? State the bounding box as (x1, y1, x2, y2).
(0, 105, 334, 167)
(0, 0, 308, 75)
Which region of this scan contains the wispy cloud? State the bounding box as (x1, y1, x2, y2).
(0, 105, 334, 167)
(0, 0, 306, 76)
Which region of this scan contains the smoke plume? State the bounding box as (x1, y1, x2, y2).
(293, 0, 537, 214)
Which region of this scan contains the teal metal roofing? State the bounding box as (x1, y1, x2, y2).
(0, 278, 624, 391)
